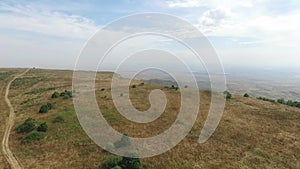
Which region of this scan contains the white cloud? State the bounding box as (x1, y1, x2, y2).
(167, 0, 206, 8)
(0, 4, 99, 40)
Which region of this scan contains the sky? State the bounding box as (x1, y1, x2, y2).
(0, 0, 300, 72)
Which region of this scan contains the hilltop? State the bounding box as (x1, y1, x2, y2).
(0, 68, 299, 169)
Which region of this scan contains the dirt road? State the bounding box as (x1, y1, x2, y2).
(2, 68, 30, 169)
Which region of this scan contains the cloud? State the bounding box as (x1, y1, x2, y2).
(0, 3, 99, 40)
(167, 0, 206, 8)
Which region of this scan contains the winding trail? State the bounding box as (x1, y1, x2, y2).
(2, 68, 30, 169)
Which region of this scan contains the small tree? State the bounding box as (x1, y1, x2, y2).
(16, 118, 37, 133)
(37, 122, 48, 132)
(51, 92, 60, 98)
(39, 103, 53, 113)
(277, 98, 285, 104)
(22, 131, 44, 143)
(244, 93, 249, 97)
(224, 91, 232, 100)
(102, 155, 122, 169)
(120, 153, 143, 169)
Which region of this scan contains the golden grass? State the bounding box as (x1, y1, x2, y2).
(1, 68, 299, 169)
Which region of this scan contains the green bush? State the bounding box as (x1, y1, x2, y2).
(101, 154, 143, 169)
(102, 155, 122, 169)
(114, 134, 131, 149)
(277, 98, 285, 104)
(224, 91, 232, 100)
(120, 153, 143, 169)
(52, 116, 65, 123)
(51, 92, 60, 98)
(60, 90, 73, 98)
(39, 103, 53, 113)
(16, 118, 37, 133)
(244, 93, 249, 97)
(22, 131, 44, 143)
(37, 122, 48, 132)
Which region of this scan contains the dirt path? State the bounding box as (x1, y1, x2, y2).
(2, 68, 31, 169)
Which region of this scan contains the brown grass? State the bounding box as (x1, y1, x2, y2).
(1, 68, 299, 169)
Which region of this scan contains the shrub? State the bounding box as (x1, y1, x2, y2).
(132, 85, 137, 88)
(16, 118, 37, 133)
(139, 82, 144, 86)
(22, 131, 44, 143)
(114, 134, 131, 149)
(102, 155, 122, 169)
(101, 88, 105, 91)
(101, 154, 144, 169)
(37, 122, 48, 132)
(244, 93, 249, 97)
(51, 92, 60, 98)
(60, 90, 73, 98)
(277, 98, 285, 104)
(52, 116, 65, 123)
(120, 153, 143, 169)
(224, 91, 232, 100)
(39, 103, 53, 113)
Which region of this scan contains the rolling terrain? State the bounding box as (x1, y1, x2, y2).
(0, 68, 299, 169)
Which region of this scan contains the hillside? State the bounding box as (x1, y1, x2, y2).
(0, 68, 299, 169)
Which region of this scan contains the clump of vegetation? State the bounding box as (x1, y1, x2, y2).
(39, 103, 53, 113)
(51, 90, 73, 99)
(101, 154, 143, 169)
(132, 85, 137, 88)
(37, 122, 48, 132)
(171, 85, 179, 90)
(101, 88, 105, 91)
(52, 116, 65, 123)
(139, 82, 144, 86)
(257, 96, 300, 108)
(114, 134, 131, 149)
(257, 96, 276, 103)
(224, 91, 232, 100)
(244, 93, 249, 97)
(16, 118, 37, 133)
(22, 131, 44, 143)
(102, 155, 122, 169)
(51, 91, 60, 98)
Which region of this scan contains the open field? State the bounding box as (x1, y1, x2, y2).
(0, 68, 299, 169)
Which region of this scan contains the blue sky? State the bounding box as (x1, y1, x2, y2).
(0, 0, 299, 71)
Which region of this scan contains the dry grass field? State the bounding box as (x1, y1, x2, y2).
(0, 68, 299, 169)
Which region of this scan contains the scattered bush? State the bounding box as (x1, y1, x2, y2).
(101, 88, 105, 91)
(244, 93, 249, 97)
(114, 134, 131, 149)
(52, 116, 65, 123)
(132, 85, 137, 88)
(257, 96, 276, 103)
(102, 155, 122, 169)
(120, 93, 124, 97)
(277, 98, 285, 104)
(37, 122, 48, 132)
(139, 82, 144, 86)
(101, 154, 143, 169)
(120, 153, 143, 169)
(51, 92, 60, 98)
(60, 90, 73, 98)
(22, 131, 44, 143)
(224, 91, 232, 100)
(39, 103, 53, 113)
(16, 118, 37, 133)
